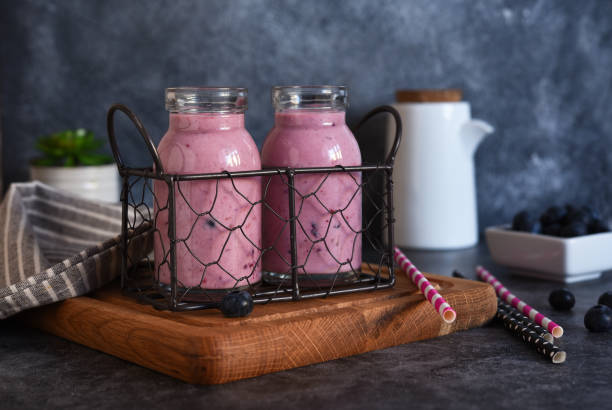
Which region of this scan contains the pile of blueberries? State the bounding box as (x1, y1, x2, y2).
(549, 289, 612, 332)
(512, 204, 609, 237)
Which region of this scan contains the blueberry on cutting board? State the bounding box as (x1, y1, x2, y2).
(598, 291, 612, 309)
(221, 290, 254, 317)
(549, 289, 575, 310)
(584, 305, 612, 332)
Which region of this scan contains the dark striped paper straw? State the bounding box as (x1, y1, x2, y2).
(497, 301, 554, 343)
(496, 308, 566, 364)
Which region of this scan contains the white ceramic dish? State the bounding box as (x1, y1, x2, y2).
(30, 164, 120, 203)
(485, 225, 612, 283)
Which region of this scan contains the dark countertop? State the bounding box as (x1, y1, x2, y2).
(2, 243, 611, 410)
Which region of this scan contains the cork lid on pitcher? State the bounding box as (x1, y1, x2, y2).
(395, 89, 462, 103)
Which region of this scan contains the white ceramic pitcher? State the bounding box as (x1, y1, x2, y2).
(388, 90, 494, 249)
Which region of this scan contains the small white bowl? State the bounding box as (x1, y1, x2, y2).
(485, 225, 612, 283)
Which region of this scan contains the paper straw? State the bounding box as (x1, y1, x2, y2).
(452, 270, 554, 343)
(496, 308, 566, 364)
(497, 301, 554, 343)
(476, 266, 564, 338)
(393, 247, 456, 323)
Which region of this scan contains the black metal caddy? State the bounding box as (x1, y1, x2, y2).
(106, 104, 402, 312)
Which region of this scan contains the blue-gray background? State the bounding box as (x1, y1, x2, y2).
(1, 0, 611, 230)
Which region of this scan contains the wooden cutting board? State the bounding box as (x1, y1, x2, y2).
(19, 269, 496, 384)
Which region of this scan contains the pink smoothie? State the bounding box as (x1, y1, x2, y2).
(261, 110, 362, 278)
(154, 113, 262, 289)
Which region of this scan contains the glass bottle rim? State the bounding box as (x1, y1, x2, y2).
(165, 87, 247, 114)
(272, 85, 348, 111)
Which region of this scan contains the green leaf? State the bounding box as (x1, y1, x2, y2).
(77, 153, 113, 166)
(86, 139, 104, 152)
(32, 157, 60, 166)
(34, 128, 112, 167)
(63, 156, 76, 167)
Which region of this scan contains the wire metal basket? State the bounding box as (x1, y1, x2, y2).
(106, 104, 402, 312)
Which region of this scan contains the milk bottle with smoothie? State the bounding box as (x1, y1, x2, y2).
(261, 86, 362, 284)
(154, 87, 262, 289)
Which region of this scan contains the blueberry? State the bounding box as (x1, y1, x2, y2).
(540, 206, 565, 226)
(584, 305, 612, 332)
(512, 210, 538, 233)
(581, 205, 600, 222)
(598, 291, 612, 309)
(511, 210, 527, 230)
(532, 221, 542, 233)
(541, 223, 561, 236)
(566, 209, 591, 226)
(549, 288, 575, 310)
(220, 290, 254, 318)
(559, 222, 588, 238)
(564, 204, 578, 217)
(452, 270, 466, 279)
(589, 218, 610, 234)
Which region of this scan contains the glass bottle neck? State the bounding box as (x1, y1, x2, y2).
(274, 110, 346, 128)
(168, 112, 245, 132)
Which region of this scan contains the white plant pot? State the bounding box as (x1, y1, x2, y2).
(30, 163, 120, 203)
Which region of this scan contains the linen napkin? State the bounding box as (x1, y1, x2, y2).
(0, 181, 152, 319)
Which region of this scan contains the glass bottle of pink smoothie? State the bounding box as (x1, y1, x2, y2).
(154, 87, 262, 290)
(261, 86, 362, 284)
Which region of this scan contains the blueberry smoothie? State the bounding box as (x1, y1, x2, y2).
(154, 88, 261, 289)
(261, 86, 362, 283)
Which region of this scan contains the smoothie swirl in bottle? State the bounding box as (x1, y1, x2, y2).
(154, 87, 262, 289)
(261, 86, 362, 284)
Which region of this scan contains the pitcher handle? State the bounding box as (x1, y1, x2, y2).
(106, 103, 165, 175)
(356, 105, 402, 167)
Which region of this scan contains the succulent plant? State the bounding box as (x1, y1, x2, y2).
(32, 128, 113, 167)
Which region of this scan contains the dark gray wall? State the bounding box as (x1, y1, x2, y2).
(2, 0, 612, 230)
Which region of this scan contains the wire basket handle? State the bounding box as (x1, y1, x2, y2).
(356, 105, 402, 167)
(106, 103, 165, 174)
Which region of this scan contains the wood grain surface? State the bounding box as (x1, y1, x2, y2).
(395, 89, 463, 103)
(19, 268, 496, 384)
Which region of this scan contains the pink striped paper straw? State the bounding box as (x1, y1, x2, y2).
(476, 266, 564, 338)
(393, 247, 456, 323)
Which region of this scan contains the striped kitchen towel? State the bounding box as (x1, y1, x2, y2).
(0, 181, 152, 319)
